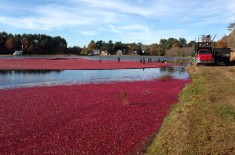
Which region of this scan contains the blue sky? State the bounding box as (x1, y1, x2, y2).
(0, 0, 235, 47)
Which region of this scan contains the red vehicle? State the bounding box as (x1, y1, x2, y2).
(195, 35, 231, 66)
(195, 35, 214, 66)
(196, 48, 214, 66)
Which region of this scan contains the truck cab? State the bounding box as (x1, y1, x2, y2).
(196, 48, 214, 66)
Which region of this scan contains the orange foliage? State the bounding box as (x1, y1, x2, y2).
(216, 36, 229, 48)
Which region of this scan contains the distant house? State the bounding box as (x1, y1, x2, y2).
(13, 50, 23, 56)
(131, 51, 137, 55)
(116, 50, 122, 56)
(101, 51, 108, 56)
(93, 50, 100, 55)
(88, 50, 100, 56)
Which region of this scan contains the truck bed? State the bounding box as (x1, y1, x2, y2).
(213, 48, 231, 65)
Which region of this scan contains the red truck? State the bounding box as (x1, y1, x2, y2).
(196, 48, 214, 66)
(195, 35, 231, 66)
(195, 35, 214, 66)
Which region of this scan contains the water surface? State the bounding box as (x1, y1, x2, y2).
(0, 66, 188, 89)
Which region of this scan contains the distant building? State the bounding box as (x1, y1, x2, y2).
(131, 51, 137, 55)
(13, 50, 23, 56)
(116, 50, 122, 56)
(88, 50, 100, 56)
(101, 51, 108, 55)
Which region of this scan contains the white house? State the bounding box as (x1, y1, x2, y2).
(13, 50, 23, 56)
(116, 50, 122, 56)
(88, 50, 100, 56)
(101, 51, 108, 55)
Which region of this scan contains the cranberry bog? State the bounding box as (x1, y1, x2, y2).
(0, 57, 170, 70)
(0, 78, 190, 154)
(0, 57, 190, 154)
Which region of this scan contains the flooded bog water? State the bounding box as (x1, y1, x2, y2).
(0, 66, 189, 89)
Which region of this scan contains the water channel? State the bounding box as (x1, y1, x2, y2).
(0, 66, 189, 89)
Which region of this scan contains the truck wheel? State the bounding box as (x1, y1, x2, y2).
(225, 60, 230, 66)
(214, 61, 217, 66)
(196, 62, 199, 66)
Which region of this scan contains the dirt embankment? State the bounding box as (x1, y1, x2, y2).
(231, 51, 235, 61)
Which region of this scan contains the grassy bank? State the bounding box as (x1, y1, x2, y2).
(145, 65, 235, 154)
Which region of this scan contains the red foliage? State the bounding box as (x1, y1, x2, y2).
(0, 58, 170, 70)
(0, 79, 190, 154)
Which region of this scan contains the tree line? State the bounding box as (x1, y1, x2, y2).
(0, 31, 199, 56)
(0, 32, 68, 55)
(83, 38, 194, 56)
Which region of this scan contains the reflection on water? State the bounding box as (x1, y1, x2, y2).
(0, 70, 61, 74)
(0, 67, 189, 89)
(160, 66, 186, 74)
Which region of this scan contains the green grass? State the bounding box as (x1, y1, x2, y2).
(144, 66, 235, 154)
(218, 105, 235, 119)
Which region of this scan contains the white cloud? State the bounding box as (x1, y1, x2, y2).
(73, 0, 153, 17)
(109, 25, 123, 34)
(119, 25, 147, 31)
(0, 0, 235, 46)
(80, 30, 96, 36)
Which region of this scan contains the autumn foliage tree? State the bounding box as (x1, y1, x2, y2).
(6, 37, 15, 52)
(216, 35, 229, 48)
(88, 40, 95, 51)
(229, 30, 235, 51)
